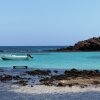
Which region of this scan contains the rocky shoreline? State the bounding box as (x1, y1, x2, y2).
(45, 37, 100, 52)
(1, 69, 100, 88)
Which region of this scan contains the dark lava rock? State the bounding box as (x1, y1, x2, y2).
(64, 69, 100, 78)
(93, 81, 100, 85)
(94, 70, 99, 73)
(68, 84, 73, 87)
(54, 70, 58, 73)
(80, 84, 87, 88)
(26, 70, 51, 75)
(57, 82, 66, 87)
(13, 75, 21, 80)
(40, 75, 70, 86)
(14, 80, 28, 86)
(40, 77, 53, 86)
(47, 70, 51, 73)
(13, 75, 30, 80)
(50, 75, 69, 80)
(0, 75, 13, 81)
(50, 37, 100, 52)
(39, 69, 100, 86)
(73, 37, 100, 51)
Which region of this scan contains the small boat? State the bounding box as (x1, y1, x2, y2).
(1, 54, 33, 60)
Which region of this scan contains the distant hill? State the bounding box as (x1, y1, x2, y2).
(48, 37, 100, 52)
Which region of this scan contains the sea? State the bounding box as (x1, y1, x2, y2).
(0, 46, 100, 70)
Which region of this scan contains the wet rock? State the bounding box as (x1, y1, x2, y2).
(47, 70, 51, 73)
(40, 77, 53, 86)
(26, 70, 51, 75)
(93, 81, 100, 85)
(64, 69, 100, 78)
(68, 84, 73, 87)
(40, 75, 70, 86)
(0, 75, 12, 81)
(50, 75, 69, 80)
(40, 69, 100, 86)
(14, 80, 28, 86)
(54, 70, 58, 73)
(57, 82, 66, 87)
(94, 70, 99, 73)
(31, 85, 33, 87)
(13, 75, 31, 81)
(13, 75, 21, 80)
(64, 69, 82, 77)
(80, 85, 87, 88)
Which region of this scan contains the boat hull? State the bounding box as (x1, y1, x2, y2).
(1, 55, 30, 60)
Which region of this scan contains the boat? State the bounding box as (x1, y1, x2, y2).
(1, 54, 33, 60)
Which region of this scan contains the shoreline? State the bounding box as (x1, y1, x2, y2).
(1, 82, 100, 94)
(1, 68, 100, 86)
(1, 69, 100, 99)
(1, 83, 100, 100)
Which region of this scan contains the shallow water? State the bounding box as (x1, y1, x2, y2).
(0, 52, 100, 69)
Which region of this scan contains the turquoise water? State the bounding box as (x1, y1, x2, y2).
(0, 52, 100, 69)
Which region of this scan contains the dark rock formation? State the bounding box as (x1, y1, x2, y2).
(64, 69, 100, 77)
(73, 37, 100, 51)
(26, 70, 51, 75)
(14, 80, 28, 86)
(51, 37, 100, 51)
(0, 75, 13, 82)
(40, 69, 100, 86)
(57, 82, 67, 87)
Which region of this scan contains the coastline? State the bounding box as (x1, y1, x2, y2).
(1, 68, 100, 99)
(45, 37, 100, 52)
(1, 83, 100, 100)
(1, 68, 100, 86)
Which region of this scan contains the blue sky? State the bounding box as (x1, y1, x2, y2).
(0, 0, 100, 46)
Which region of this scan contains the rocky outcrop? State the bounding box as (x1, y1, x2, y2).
(40, 69, 100, 87)
(54, 37, 100, 51)
(26, 70, 51, 75)
(73, 37, 100, 51)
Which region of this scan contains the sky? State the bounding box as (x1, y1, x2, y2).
(0, 0, 100, 46)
